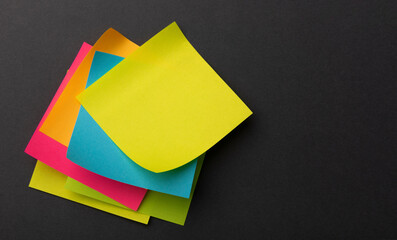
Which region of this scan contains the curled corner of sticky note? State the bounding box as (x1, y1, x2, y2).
(78, 22, 253, 173)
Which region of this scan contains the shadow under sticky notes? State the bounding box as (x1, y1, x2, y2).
(78, 22, 252, 173)
(67, 51, 198, 198)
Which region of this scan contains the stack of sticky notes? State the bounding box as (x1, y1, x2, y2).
(25, 22, 252, 225)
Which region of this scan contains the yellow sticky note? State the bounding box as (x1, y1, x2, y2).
(29, 161, 150, 224)
(78, 22, 252, 173)
(40, 29, 139, 146)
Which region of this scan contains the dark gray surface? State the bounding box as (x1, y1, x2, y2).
(1, 0, 396, 239)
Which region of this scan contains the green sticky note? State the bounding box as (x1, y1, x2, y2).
(65, 154, 205, 225)
(30, 161, 149, 224)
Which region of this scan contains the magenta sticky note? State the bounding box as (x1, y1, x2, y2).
(24, 43, 147, 211)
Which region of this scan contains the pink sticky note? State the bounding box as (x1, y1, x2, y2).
(25, 43, 147, 211)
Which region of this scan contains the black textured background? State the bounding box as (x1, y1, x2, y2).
(1, 0, 396, 239)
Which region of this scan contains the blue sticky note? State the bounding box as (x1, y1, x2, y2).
(67, 51, 198, 198)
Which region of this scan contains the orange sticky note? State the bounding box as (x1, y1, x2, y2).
(40, 29, 139, 146)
